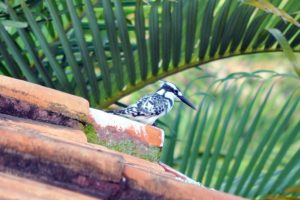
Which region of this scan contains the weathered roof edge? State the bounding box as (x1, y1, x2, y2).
(0, 75, 247, 199)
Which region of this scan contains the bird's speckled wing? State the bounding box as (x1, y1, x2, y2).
(112, 94, 168, 120)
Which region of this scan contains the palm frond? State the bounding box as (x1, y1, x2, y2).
(160, 72, 300, 198)
(0, 0, 298, 105)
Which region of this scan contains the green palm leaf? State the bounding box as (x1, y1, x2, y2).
(160, 72, 300, 198)
(0, 0, 298, 105)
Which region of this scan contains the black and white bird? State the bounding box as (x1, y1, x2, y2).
(109, 81, 196, 125)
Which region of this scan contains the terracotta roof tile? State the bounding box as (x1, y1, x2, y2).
(86, 143, 166, 173)
(89, 108, 164, 161)
(124, 165, 245, 200)
(0, 173, 99, 200)
(0, 75, 89, 123)
(0, 119, 123, 182)
(0, 114, 87, 143)
(90, 108, 164, 148)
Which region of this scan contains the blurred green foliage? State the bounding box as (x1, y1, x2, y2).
(0, 0, 299, 107)
(157, 71, 300, 198)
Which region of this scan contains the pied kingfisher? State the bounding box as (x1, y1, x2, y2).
(109, 81, 196, 125)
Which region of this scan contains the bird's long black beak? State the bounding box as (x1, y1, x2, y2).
(178, 95, 196, 110)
